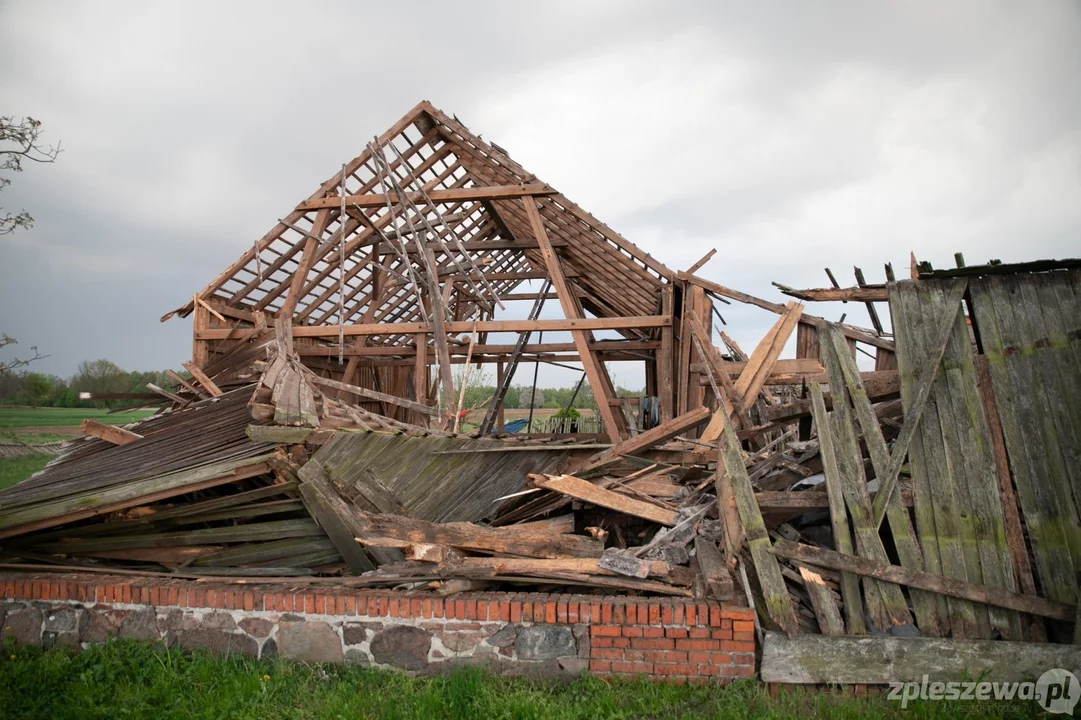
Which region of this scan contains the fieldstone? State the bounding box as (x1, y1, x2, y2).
(83, 609, 125, 642)
(203, 612, 237, 631)
(44, 608, 78, 633)
(558, 657, 590, 676)
(171, 629, 258, 657)
(370, 626, 432, 671)
(2, 606, 43, 647)
(341, 623, 369, 646)
(164, 610, 201, 632)
(277, 621, 343, 664)
(280, 613, 305, 622)
(120, 608, 159, 640)
(486, 623, 519, 648)
(344, 648, 371, 666)
(43, 631, 81, 652)
(438, 630, 485, 654)
(260, 638, 277, 660)
(514, 625, 576, 660)
(239, 617, 273, 638)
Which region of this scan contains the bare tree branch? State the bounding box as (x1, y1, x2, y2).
(0, 334, 48, 376)
(1, 115, 62, 235)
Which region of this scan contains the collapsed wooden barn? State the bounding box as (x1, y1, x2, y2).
(2, 101, 1080, 682)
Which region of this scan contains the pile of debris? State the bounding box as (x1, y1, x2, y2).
(1, 100, 1078, 656)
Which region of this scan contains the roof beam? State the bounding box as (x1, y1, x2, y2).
(194, 315, 672, 341)
(297, 184, 555, 210)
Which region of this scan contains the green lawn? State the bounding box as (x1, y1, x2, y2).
(0, 640, 1036, 719)
(0, 455, 50, 490)
(0, 407, 156, 428)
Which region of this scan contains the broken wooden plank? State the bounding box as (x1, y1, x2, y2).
(809, 383, 866, 635)
(441, 556, 671, 580)
(246, 425, 313, 444)
(182, 360, 224, 397)
(716, 406, 798, 634)
(771, 540, 1075, 622)
(530, 473, 679, 526)
(79, 418, 142, 446)
(798, 566, 845, 636)
(349, 507, 604, 559)
(695, 535, 734, 600)
(309, 374, 438, 417)
(577, 406, 711, 472)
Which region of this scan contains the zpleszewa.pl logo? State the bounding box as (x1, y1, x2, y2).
(888, 669, 1080, 714)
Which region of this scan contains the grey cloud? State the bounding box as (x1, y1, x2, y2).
(1, 0, 1078, 388)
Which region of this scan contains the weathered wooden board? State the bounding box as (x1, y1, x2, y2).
(969, 270, 1081, 615)
(761, 632, 1081, 684)
(308, 430, 579, 523)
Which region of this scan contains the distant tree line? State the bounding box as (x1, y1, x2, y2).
(0, 359, 171, 409)
(1, 359, 644, 411)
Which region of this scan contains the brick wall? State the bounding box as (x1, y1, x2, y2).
(0, 572, 755, 683)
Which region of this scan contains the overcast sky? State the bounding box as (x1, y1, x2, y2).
(1, 1, 1079, 389)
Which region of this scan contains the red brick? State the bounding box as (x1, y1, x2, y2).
(711, 652, 732, 665)
(612, 661, 654, 675)
(344, 596, 356, 615)
(591, 636, 613, 648)
(612, 637, 630, 648)
(590, 601, 601, 623)
(592, 625, 621, 637)
(434, 599, 445, 618)
(654, 662, 697, 676)
(672, 604, 684, 625)
(456, 599, 467, 619)
(641, 626, 664, 638)
(521, 601, 532, 623)
(733, 654, 754, 665)
(721, 607, 753, 620)
(625, 604, 637, 624)
(720, 640, 755, 653)
(665, 627, 687, 638)
(244, 592, 255, 612)
(712, 627, 733, 640)
(688, 627, 711, 638)
(631, 637, 674, 650)
(601, 603, 612, 624)
(721, 618, 732, 630)
(545, 601, 557, 624)
(612, 603, 624, 624)
(556, 599, 568, 624)
(709, 603, 721, 626)
(684, 605, 695, 625)
(661, 605, 673, 625)
(465, 599, 477, 620)
(399, 598, 411, 618)
(648, 604, 661, 624)
(378, 597, 389, 616)
(592, 648, 624, 660)
(676, 639, 717, 651)
(733, 630, 754, 642)
(732, 620, 753, 633)
(509, 602, 521, 623)
(622, 626, 643, 637)
(567, 602, 579, 624)
(589, 660, 611, 673)
(687, 651, 712, 664)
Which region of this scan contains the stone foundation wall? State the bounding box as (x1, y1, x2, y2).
(0, 572, 755, 683)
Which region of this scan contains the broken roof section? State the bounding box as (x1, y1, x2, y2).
(164, 100, 672, 335)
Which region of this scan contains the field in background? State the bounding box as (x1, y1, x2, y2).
(0, 640, 1013, 719)
(0, 455, 50, 490)
(0, 407, 156, 430)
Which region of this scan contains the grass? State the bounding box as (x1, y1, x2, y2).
(0, 407, 156, 429)
(0, 640, 1039, 719)
(0, 454, 50, 490)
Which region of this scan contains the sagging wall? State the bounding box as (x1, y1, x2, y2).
(0, 572, 755, 683)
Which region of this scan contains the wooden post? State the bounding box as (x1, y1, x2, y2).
(523, 196, 626, 442)
(280, 209, 331, 320)
(496, 361, 505, 432)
